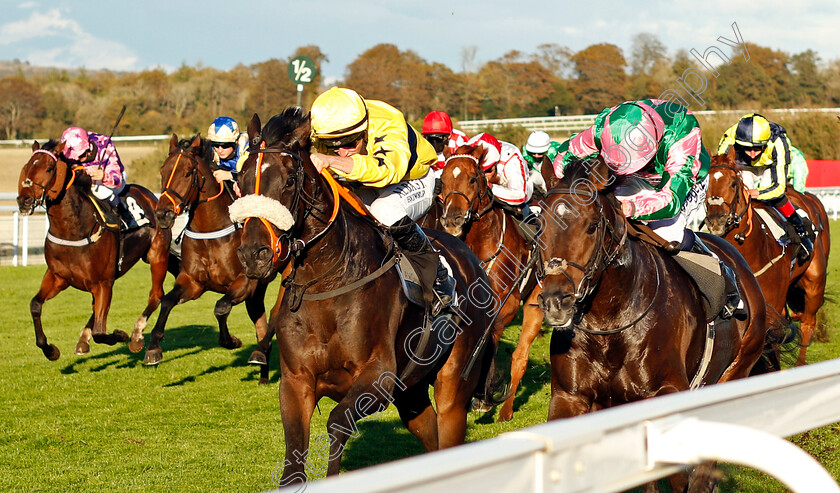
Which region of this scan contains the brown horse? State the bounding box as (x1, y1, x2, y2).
(150, 134, 275, 383)
(438, 144, 544, 423)
(17, 140, 172, 360)
(233, 109, 507, 484)
(417, 198, 442, 229)
(705, 148, 830, 367)
(538, 156, 767, 491)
